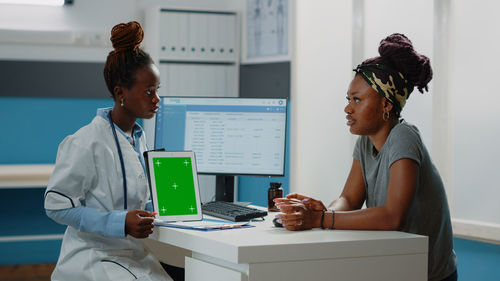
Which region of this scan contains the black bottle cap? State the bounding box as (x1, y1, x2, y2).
(270, 182, 282, 189)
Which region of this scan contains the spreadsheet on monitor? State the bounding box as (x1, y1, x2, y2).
(154, 97, 287, 176)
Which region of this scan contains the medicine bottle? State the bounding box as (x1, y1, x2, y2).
(268, 182, 283, 212)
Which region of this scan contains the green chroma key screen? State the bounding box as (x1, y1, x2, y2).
(152, 157, 198, 216)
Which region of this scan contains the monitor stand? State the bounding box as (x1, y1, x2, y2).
(215, 175, 234, 202)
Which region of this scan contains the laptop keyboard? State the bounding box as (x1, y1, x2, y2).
(201, 201, 268, 222)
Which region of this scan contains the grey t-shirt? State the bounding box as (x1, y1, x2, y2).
(353, 121, 457, 281)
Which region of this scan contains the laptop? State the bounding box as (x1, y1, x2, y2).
(144, 150, 203, 222)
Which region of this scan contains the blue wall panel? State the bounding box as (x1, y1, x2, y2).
(0, 97, 112, 265)
(0, 97, 113, 164)
(0, 188, 66, 236)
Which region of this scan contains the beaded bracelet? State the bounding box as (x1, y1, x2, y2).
(320, 210, 325, 229)
(329, 210, 335, 229)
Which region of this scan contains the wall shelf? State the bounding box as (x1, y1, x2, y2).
(0, 164, 54, 188)
(0, 234, 63, 243)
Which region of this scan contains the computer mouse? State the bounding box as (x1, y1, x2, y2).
(273, 217, 283, 228)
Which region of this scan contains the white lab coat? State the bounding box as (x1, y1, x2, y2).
(45, 115, 172, 281)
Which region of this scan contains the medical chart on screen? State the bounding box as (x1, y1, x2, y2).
(183, 110, 285, 174)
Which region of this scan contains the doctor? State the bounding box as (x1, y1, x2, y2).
(44, 21, 172, 281)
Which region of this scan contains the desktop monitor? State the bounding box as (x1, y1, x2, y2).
(154, 97, 288, 179)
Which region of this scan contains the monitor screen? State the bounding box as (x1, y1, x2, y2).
(154, 97, 287, 176)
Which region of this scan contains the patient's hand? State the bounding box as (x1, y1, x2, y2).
(274, 198, 322, 231)
(275, 193, 327, 212)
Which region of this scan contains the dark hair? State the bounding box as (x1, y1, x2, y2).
(103, 21, 153, 98)
(363, 33, 433, 94)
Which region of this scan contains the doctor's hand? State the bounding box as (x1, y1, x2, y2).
(125, 210, 155, 239)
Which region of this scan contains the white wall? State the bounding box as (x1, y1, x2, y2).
(448, 0, 500, 240)
(290, 0, 434, 202)
(363, 0, 434, 151)
(0, 0, 137, 31)
(0, 0, 243, 62)
(292, 0, 500, 241)
(0, 0, 139, 62)
(291, 1, 353, 200)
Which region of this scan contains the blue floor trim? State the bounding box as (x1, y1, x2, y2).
(0, 239, 61, 265)
(453, 237, 500, 281)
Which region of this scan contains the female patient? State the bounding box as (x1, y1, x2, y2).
(44, 22, 172, 280)
(275, 33, 457, 281)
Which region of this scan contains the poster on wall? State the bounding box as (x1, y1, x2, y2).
(242, 0, 291, 64)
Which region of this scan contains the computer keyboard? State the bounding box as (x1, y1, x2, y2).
(201, 201, 268, 222)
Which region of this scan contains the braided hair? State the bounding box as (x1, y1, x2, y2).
(362, 33, 432, 117)
(103, 21, 153, 98)
(364, 33, 432, 93)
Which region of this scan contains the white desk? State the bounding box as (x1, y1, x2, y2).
(146, 213, 428, 281)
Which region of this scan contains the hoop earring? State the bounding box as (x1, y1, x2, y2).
(120, 99, 124, 107)
(383, 111, 390, 121)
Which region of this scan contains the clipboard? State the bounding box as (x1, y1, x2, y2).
(154, 218, 255, 231)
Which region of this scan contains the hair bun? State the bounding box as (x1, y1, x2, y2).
(378, 33, 414, 58)
(378, 33, 433, 93)
(110, 21, 144, 52)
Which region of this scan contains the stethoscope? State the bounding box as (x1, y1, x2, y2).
(108, 111, 128, 210)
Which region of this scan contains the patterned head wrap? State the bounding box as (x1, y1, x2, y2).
(353, 64, 413, 113)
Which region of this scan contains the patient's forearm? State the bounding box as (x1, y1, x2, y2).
(328, 197, 357, 211)
(333, 206, 403, 230)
